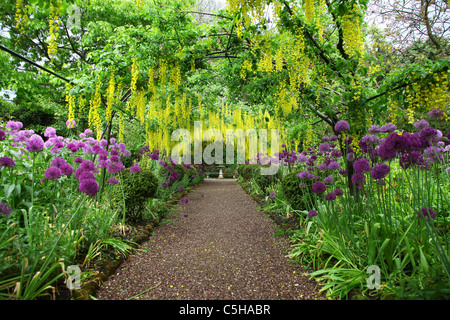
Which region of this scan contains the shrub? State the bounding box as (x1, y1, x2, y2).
(281, 171, 314, 211)
(111, 167, 158, 221)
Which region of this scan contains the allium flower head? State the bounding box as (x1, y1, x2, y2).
(319, 143, 331, 153)
(162, 182, 169, 189)
(107, 161, 125, 175)
(380, 123, 397, 133)
(0, 129, 6, 141)
(308, 210, 318, 219)
(371, 164, 390, 180)
(74, 157, 84, 163)
(368, 125, 381, 134)
(79, 179, 99, 197)
(353, 158, 371, 173)
(60, 163, 73, 176)
(424, 146, 443, 163)
(0, 157, 15, 168)
(108, 177, 119, 185)
(418, 208, 436, 220)
(44, 167, 62, 180)
(325, 192, 337, 201)
(334, 189, 344, 197)
(351, 172, 366, 184)
(80, 160, 96, 172)
(0, 202, 12, 216)
(50, 157, 67, 168)
(335, 120, 350, 132)
(26, 134, 44, 153)
(312, 181, 327, 193)
(130, 163, 140, 173)
(269, 192, 277, 200)
(419, 127, 438, 148)
(414, 120, 430, 130)
(324, 176, 334, 184)
(328, 161, 340, 170)
(428, 109, 444, 119)
(66, 119, 76, 129)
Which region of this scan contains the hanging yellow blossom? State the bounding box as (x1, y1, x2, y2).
(106, 67, 115, 121)
(48, 1, 61, 59)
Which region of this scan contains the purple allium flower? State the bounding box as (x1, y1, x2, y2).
(60, 163, 73, 176)
(0, 202, 12, 216)
(347, 152, 356, 162)
(80, 160, 96, 172)
(110, 155, 120, 163)
(50, 157, 67, 168)
(298, 171, 312, 179)
(84, 129, 93, 136)
(351, 172, 366, 184)
(66, 119, 76, 129)
(380, 123, 397, 133)
(297, 154, 308, 162)
(428, 109, 444, 119)
(108, 177, 119, 185)
(308, 210, 318, 219)
(162, 182, 169, 189)
(130, 163, 140, 173)
(269, 192, 277, 200)
(180, 197, 189, 204)
(158, 160, 168, 167)
(107, 162, 125, 175)
(150, 153, 159, 160)
(325, 192, 336, 201)
(339, 169, 348, 176)
(334, 189, 344, 197)
(299, 183, 307, 188)
(378, 132, 403, 160)
(353, 158, 371, 173)
(359, 135, 380, 154)
(368, 125, 381, 133)
(79, 179, 99, 197)
(5, 121, 22, 132)
(414, 120, 430, 130)
(44, 127, 57, 138)
(335, 120, 350, 132)
(419, 127, 438, 148)
(178, 185, 184, 192)
(328, 161, 340, 170)
(44, 167, 62, 180)
(445, 167, 450, 173)
(0, 129, 6, 141)
(312, 181, 327, 193)
(418, 208, 436, 220)
(78, 171, 96, 181)
(318, 162, 328, 171)
(331, 150, 343, 159)
(424, 146, 443, 163)
(0, 157, 15, 168)
(371, 163, 390, 180)
(324, 176, 334, 184)
(74, 157, 84, 164)
(319, 143, 331, 153)
(26, 134, 44, 153)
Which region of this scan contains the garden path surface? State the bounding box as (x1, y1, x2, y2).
(96, 179, 320, 300)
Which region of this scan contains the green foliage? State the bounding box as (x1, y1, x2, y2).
(111, 167, 158, 221)
(281, 171, 314, 211)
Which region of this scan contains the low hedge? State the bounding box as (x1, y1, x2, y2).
(281, 170, 314, 211)
(111, 167, 159, 221)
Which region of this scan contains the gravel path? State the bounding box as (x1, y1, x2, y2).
(96, 179, 320, 300)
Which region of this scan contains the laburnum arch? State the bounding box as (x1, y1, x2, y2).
(8, 0, 450, 165)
